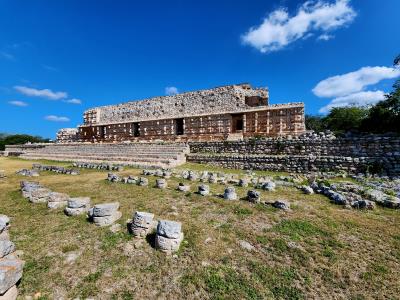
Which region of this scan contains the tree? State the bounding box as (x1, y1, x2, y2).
(360, 55, 400, 134)
(0, 134, 50, 151)
(323, 106, 369, 133)
(305, 115, 326, 132)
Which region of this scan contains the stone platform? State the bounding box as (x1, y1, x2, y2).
(5, 143, 189, 168)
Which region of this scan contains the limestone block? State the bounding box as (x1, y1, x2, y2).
(223, 186, 237, 201)
(93, 211, 122, 227)
(0, 241, 15, 259)
(272, 200, 290, 210)
(0, 256, 24, 295)
(247, 190, 260, 203)
(177, 183, 190, 192)
(198, 184, 210, 196)
(352, 200, 375, 210)
(28, 188, 51, 203)
(157, 220, 182, 239)
(64, 206, 88, 216)
(155, 232, 184, 253)
(92, 202, 120, 217)
(156, 179, 168, 189)
(0, 284, 17, 300)
(67, 197, 91, 209)
(261, 181, 276, 191)
(238, 178, 249, 187)
(130, 211, 156, 237)
(188, 171, 198, 181)
(47, 192, 69, 209)
(138, 177, 148, 186)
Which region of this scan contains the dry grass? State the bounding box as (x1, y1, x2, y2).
(0, 157, 399, 299)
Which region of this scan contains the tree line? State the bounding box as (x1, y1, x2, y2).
(0, 134, 50, 151)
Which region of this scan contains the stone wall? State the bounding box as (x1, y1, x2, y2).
(56, 128, 79, 143)
(83, 83, 269, 126)
(188, 133, 400, 175)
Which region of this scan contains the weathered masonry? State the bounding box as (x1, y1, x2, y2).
(75, 83, 305, 142)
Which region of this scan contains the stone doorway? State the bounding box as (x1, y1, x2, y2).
(231, 114, 244, 133)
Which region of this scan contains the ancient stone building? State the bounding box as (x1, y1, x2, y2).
(72, 83, 305, 142)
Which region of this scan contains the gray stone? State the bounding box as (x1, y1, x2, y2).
(47, 192, 69, 209)
(157, 220, 182, 239)
(238, 178, 249, 187)
(272, 200, 290, 210)
(138, 177, 148, 186)
(198, 184, 210, 196)
(64, 206, 88, 216)
(28, 188, 51, 203)
(261, 181, 276, 191)
(223, 186, 237, 201)
(177, 183, 190, 192)
(130, 211, 156, 237)
(92, 202, 120, 217)
(0, 284, 18, 300)
(301, 185, 314, 194)
(156, 178, 168, 189)
(0, 256, 24, 295)
(93, 211, 122, 226)
(239, 240, 255, 251)
(0, 241, 15, 259)
(67, 197, 90, 209)
(155, 232, 184, 253)
(352, 200, 375, 210)
(247, 190, 260, 203)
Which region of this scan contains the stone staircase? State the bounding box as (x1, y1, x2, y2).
(10, 143, 189, 168)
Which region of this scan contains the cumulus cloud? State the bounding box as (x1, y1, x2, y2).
(241, 0, 356, 53)
(65, 98, 82, 104)
(14, 86, 67, 100)
(44, 115, 70, 122)
(318, 90, 386, 113)
(8, 100, 28, 107)
(165, 86, 179, 96)
(312, 66, 400, 98)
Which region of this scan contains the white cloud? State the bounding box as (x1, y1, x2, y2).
(318, 33, 334, 41)
(14, 86, 67, 100)
(44, 115, 70, 122)
(312, 66, 400, 98)
(241, 0, 356, 53)
(165, 86, 179, 96)
(318, 90, 386, 113)
(65, 98, 82, 104)
(8, 100, 28, 107)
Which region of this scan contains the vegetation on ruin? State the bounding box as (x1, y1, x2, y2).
(1, 157, 399, 299)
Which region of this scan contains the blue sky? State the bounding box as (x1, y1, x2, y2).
(1, 0, 399, 138)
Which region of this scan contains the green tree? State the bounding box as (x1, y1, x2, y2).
(0, 134, 50, 151)
(361, 55, 400, 134)
(323, 106, 369, 133)
(305, 115, 326, 132)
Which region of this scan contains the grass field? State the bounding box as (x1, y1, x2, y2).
(0, 156, 399, 299)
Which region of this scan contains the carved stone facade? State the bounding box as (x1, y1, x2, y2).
(72, 83, 305, 142)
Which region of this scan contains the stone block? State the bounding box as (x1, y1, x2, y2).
(93, 211, 122, 227)
(92, 202, 120, 217)
(0, 256, 23, 295)
(157, 220, 182, 239)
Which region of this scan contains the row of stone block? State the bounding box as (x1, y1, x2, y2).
(0, 215, 24, 300)
(72, 162, 124, 171)
(32, 164, 79, 175)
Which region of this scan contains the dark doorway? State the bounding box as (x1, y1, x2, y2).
(231, 114, 244, 132)
(133, 123, 140, 137)
(175, 118, 184, 135)
(99, 126, 105, 139)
